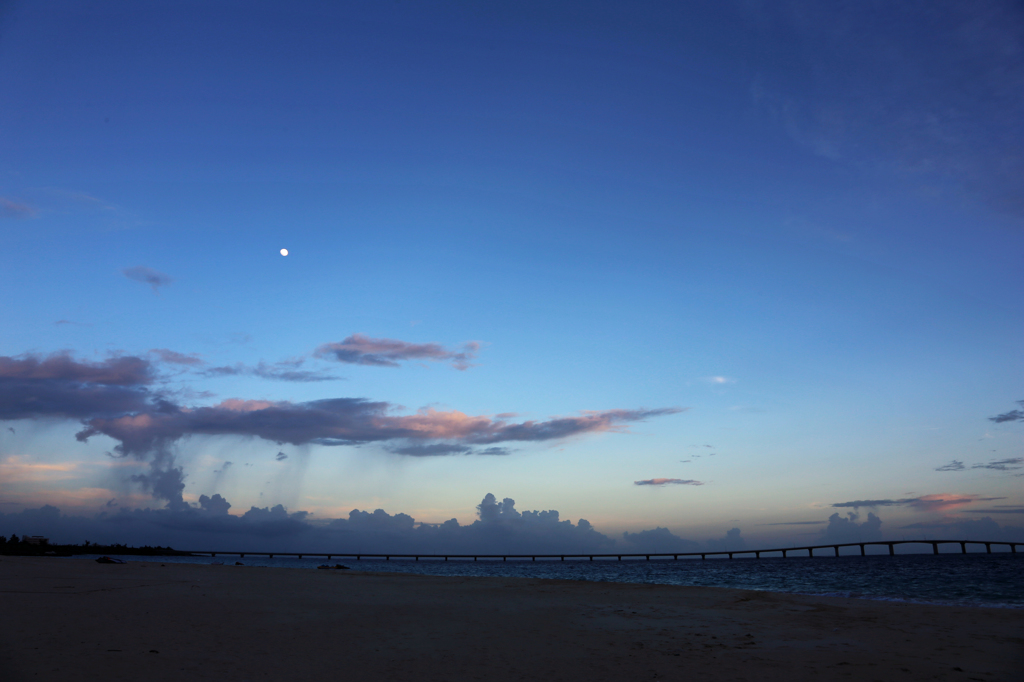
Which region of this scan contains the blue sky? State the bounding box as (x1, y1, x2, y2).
(1, 1, 1022, 550)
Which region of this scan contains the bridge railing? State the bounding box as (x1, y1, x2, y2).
(183, 539, 1020, 561)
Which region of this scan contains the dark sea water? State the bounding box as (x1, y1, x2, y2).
(86, 552, 1024, 609)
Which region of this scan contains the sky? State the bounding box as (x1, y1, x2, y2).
(1, 1, 1022, 553)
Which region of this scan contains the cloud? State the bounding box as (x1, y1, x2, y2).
(831, 494, 1005, 513)
(389, 443, 473, 456)
(0, 353, 155, 421)
(900, 516, 1024, 542)
(203, 360, 339, 383)
(150, 349, 204, 366)
(935, 460, 965, 471)
(198, 493, 231, 515)
(633, 478, 704, 486)
(314, 334, 481, 370)
(699, 376, 734, 385)
(76, 399, 679, 460)
(971, 458, 1023, 471)
(1, 350, 678, 509)
(621, 527, 700, 553)
(275, 451, 288, 461)
(0, 197, 35, 218)
(705, 527, 746, 551)
(759, 520, 826, 526)
(122, 266, 173, 293)
(822, 512, 883, 543)
(989, 401, 1024, 423)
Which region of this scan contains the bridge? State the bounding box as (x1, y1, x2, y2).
(186, 539, 1020, 562)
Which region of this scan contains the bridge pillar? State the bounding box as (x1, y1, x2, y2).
(618, 556, 622, 561)
(728, 553, 733, 560)
(503, 556, 506, 562)
(888, 544, 894, 556)
(298, 555, 302, 559)
(357, 555, 361, 561)
(474, 557, 477, 562)
(1012, 544, 1017, 554)
(781, 550, 786, 558)
(808, 548, 813, 557)
(932, 543, 938, 555)
(269, 554, 273, 558)
(444, 556, 448, 561)
(590, 556, 594, 561)
(755, 551, 760, 558)
(561, 556, 564, 561)
(646, 555, 650, 561)
(532, 556, 536, 562)
(386, 556, 389, 561)
(211, 553, 216, 557)
(985, 543, 991, 554)
(327, 555, 331, 560)
(415, 556, 419, 561)
(859, 544, 864, 556)
(701, 554, 706, 560)
(673, 555, 678, 560)
(240, 553, 245, 558)
(834, 546, 839, 557)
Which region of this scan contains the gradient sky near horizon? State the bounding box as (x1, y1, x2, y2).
(1, 1, 1022, 546)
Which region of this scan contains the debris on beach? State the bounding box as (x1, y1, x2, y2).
(95, 556, 126, 564)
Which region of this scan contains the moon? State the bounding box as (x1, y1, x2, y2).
(280, 248, 289, 256)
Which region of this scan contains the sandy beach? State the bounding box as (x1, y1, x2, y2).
(1, 557, 1021, 681)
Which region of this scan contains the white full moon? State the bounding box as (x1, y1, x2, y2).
(280, 248, 289, 256)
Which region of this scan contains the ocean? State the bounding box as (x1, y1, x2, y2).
(86, 551, 1024, 608)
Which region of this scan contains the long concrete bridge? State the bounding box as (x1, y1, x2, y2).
(187, 539, 1020, 562)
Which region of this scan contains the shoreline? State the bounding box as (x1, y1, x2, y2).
(74, 550, 1024, 610)
(2, 556, 1022, 681)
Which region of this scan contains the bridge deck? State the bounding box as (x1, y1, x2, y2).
(185, 539, 1020, 561)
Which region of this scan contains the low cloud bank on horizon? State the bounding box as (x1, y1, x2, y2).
(3, 492, 1021, 554)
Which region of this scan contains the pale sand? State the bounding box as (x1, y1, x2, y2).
(1, 557, 1021, 681)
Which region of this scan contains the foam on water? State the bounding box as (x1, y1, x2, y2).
(84, 552, 1024, 608)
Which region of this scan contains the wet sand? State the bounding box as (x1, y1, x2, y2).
(1, 556, 1021, 681)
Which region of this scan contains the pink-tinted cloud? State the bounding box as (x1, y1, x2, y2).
(0, 197, 36, 219)
(315, 334, 481, 370)
(0, 353, 154, 386)
(634, 478, 704, 486)
(76, 400, 682, 457)
(150, 348, 204, 366)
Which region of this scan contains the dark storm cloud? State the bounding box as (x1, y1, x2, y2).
(122, 265, 173, 292)
(314, 334, 481, 370)
(275, 451, 288, 461)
